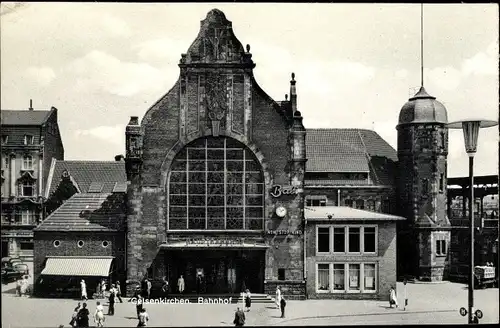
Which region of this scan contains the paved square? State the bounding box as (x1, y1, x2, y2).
(2, 280, 498, 327)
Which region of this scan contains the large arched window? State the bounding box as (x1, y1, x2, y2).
(168, 137, 264, 230)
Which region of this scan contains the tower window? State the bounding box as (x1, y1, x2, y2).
(439, 174, 444, 193)
(278, 268, 285, 281)
(21, 181, 34, 197)
(24, 135, 34, 145)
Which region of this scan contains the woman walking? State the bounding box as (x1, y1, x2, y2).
(244, 289, 251, 312)
(389, 286, 398, 308)
(275, 286, 281, 310)
(94, 301, 105, 327)
(69, 302, 81, 328)
(80, 279, 88, 301)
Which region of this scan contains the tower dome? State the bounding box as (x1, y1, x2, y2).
(397, 86, 448, 126)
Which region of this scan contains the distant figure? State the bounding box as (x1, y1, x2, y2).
(233, 307, 246, 327)
(108, 287, 116, 315)
(116, 281, 123, 303)
(161, 277, 169, 297)
(389, 286, 398, 308)
(69, 303, 81, 328)
(280, 296, 287, 318)
(146, 279, 152, 299)
(80, 279, 88, 301)
(137, 307, 149, 327)
(94, 301, 105, 327)
(101, 279, 107, 296)
(76, 302, 90, 328)
(20, 275, 29, 296)
(15, 278, 22, 297)
(275, 286, 281, 309)
(178, 275, 185, 294)
(244, 289, 251, 312)
(135, 293, 144, 319)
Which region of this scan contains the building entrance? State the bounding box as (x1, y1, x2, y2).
(164, 250, 265, 294)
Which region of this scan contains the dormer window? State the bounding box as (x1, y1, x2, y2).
(24, 135, 34, 145)
(22, 155, 33, 170)
(21, 181, 34, 197)
(1, 135, 8, 144)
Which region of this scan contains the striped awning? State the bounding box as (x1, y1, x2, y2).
(41, 256, 114, 277)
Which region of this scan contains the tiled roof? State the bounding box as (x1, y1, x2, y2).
(47, 160, 127, 196)
(34, 193, 126, 232)
(305, 129, 397, 186)
(304, 206, 405, 221)
(1, 110, 51, 125)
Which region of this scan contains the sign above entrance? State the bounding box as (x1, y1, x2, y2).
(270, 185, 298, 198)
(160, 238, 269, 249)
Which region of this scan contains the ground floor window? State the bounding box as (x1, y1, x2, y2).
(316, 262, 377, 293)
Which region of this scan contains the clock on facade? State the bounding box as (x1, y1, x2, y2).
(275, 206, 287, 218)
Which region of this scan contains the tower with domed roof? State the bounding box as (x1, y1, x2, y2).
(396, 86, 451, 281)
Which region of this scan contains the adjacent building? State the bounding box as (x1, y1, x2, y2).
(1, 105, 64, 260)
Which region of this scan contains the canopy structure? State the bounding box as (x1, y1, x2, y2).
(41, 256, 114, 277)
(305, 206, 406, 221)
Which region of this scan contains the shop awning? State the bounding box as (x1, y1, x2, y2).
(41, 256, 114, 277)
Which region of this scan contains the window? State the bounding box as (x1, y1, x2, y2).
(355, 199, 365, 210)
(344, 199, 353, 207)
(440, 131, 446, 149)
(317, 227, 330, 253)
(24, 135, 34, 145)
(364, 264, 376, 291)
(436, 239, 447, 256)
(333, 264, 345, 291)
(333, 227, 345, 253)
(4, 157, 9, 168)
(348, 227, 361, 253)
(77, 240, 84, 248)
(439, 173, 444, 193)
(21, 210, 33, 225)
(366, 200, 375, 212)
(22, 155, 33, 170)
(348, 264, 360, 291)
(364, 227, 376, 253)
(20, 241, 34, 250)
(317, 264, 330, 291)
(421, 179, 429, 195)
(102, 241, 109, 248)
(53, 240, 61, 247)
(21, 181, 34, 197)
(306, 196, 327, 207)
(168, 137, 264, 230)
(1, 135, 7, 144)
(278, 268, 285, 281)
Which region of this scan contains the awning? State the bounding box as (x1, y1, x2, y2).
(41, 256, 114, 277)
(160, 241, 269, 249)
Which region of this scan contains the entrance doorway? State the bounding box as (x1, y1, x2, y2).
(164, 250, 265, 294)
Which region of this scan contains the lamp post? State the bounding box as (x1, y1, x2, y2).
(448, 119, 498, 324)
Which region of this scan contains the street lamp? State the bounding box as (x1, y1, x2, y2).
(448, 119, 498, 324)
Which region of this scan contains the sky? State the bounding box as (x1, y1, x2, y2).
(1, 3, 498, 178)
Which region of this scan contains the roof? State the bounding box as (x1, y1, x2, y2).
(304, 206, 406, 221)
(1, 109, 52, 126)
(34, 193, 127, 232)
(448, 175, 498, 187)
(305, 129, 397, 186)
(398, 86, 448, 126)
(41, 256, 114, 277)
(46, 160, 127, 197)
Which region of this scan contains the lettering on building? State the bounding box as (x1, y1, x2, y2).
(270, 185, 298, 198)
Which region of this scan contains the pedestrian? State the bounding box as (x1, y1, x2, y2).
(101, 279, 107, 297)
(135, 293, 144, 319)
(280, 296, 286, 318)
(107, 287, 116, 315)
(233, 307, 245, 327)
(76, 302, 90, 328)
(389, 286, 398, 308)
(161, 277, 169, 297)
(20, 275, 29, 297)
(244, 289, 251, 312)
(141, 278, 148, 298)
(69, 303, 81, 328)
(196, 273, 202, 294)
(80, 279, 88, 301)
(115, 281, 123, 303)
(178, 275, 185, 294)
(146, 279, 152, 299)
(15, 278, 22, 297)
(137, 307, 149, 327)
(275, 286, 281, 309)
(94, 301, 105, 327)
(403, 279, 408, 311)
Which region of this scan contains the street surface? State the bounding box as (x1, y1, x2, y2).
(1, 268, 498, 327)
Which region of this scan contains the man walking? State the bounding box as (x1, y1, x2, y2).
(146, 279, 152, 299)
(178, 275, 185, 294)
(233, 307, 245, 327)
(116, 281, 123, 303)
(107, 286, 116, 315)
(280, 296, 287, 318)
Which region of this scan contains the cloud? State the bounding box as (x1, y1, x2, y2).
(425, 66, 462, 90)
(102, 14, 131, 38)
(462, 41, 498, 76)
(69, 50, 172, 97)
(133, 37, 191, 63)
(24, 66, 56, 86)
(75, 124, 125, 145)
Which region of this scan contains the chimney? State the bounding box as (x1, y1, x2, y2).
(29, 99, 33, 111)
(289, 73, 297, 114)
(115, 154, 125, 162)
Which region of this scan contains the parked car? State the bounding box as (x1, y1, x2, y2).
(1, 257, 22, 269)
(474, 266, 497, 289)
(1, 266, 24, 284)
(13, 263, 29, 276)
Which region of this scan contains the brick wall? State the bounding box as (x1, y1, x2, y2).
(305, 221, 397, 300)
(33, 231, 126, 293)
